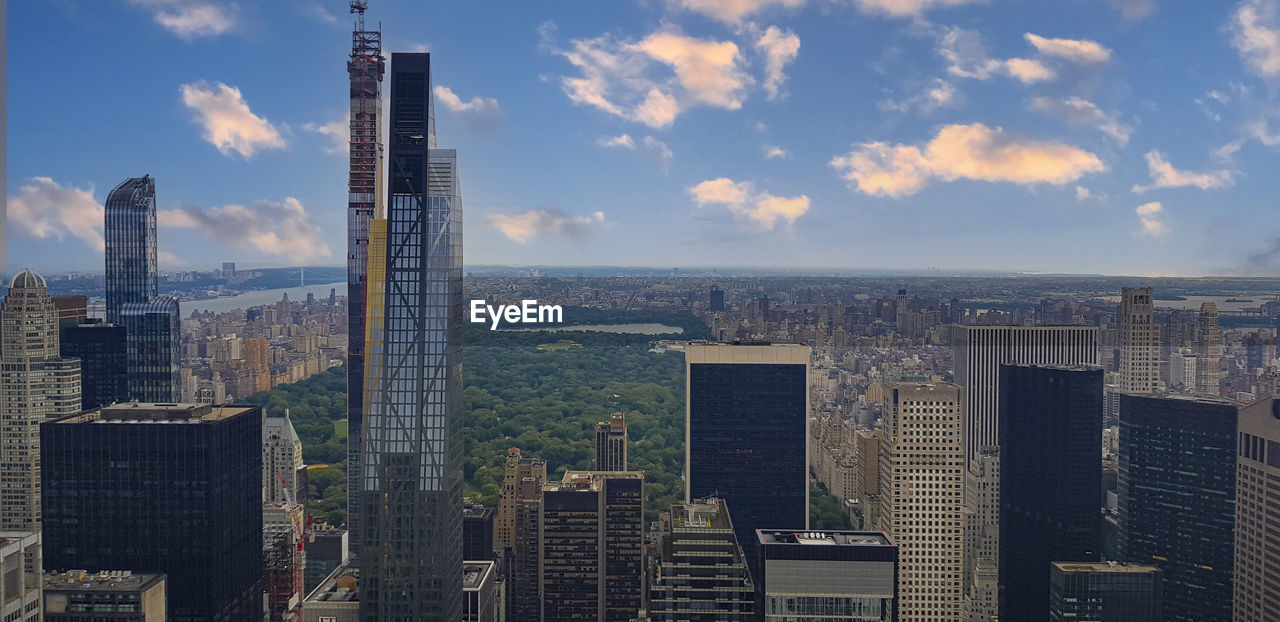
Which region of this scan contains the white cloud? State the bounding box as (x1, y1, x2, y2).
(1136, 201, 1168, 236)
(671, 0, 805, 23)
(597, 134, 636, 149)
(130, 0, 235, 40)
(1132, 150, 1232, 192)
(7, 177, 106, 252)
(1024, 33, 1112, 64)
(1075, 185, 1093, 201)
(433, 85, 502, 132)
(303, 113, 349, 155)
(762, 144, 791, 159)
(1003, 58, 1056, 83)
(1029, 96, 1131, 144)
(939, 28, 1055, 83)
(158, 198, 331, 262)
(550, 26, 753, 128)
(830, 123, 1105, 197)
(485, 209, 606, 244)
(180, 82, 284, 158)
(595, 134, 673, 171)
(408, 43, 431, 53)
(1230, 0, 1280, 76)
(850, 0, 985, 18)
(754, 26, 801, 100)
(1108, 0, 1157, 21)
(307, 3, 339, 24)
(878, 78, 958, 114)
(689, 178, 810, 229)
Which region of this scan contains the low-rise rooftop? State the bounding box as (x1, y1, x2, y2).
(53, 403, 258, 424)
(758, 530, 893, 547)
(44, 570, 166, 593)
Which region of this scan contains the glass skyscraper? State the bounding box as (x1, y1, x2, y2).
(121, 296, 180, 402)
(358, 52, 464, 621)
(104, 176, 158, 325)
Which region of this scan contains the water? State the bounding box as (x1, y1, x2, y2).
(1098, 294, 1279, 312)
(504, 323, 683, 334)
(183, 282, 346, 315)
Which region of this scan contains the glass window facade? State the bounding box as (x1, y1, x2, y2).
(120, 297, 180, 403)
(103, 177, 158, 326)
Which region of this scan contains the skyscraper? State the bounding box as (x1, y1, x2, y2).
(263, 411, 305, 505)
(1117, 288, 1159, 394)
(358, 52, 464, 621)
(345, 0, 385, 555)
(998, 364, 1103, 621)
(496, 447, 546, 548)
(0, 532, 42, 622)
(709, 287, 725, 312)
(649, 498, 755, 621)
(595, 411, 628, 471)
(1233, 396, 1280, 621)
(120, 296, 180, 402)
(1195, 302, 1221, 395)
(462, 504, 495, 562)
(538, 471, 644, 622)
(0, 270, 81, 533)
(104, 176, 157, 325)
(756, 529, 897, 622)
(878, 381, 964, 621)
(685, 341, 810, 580)
(1117, 393, 1237, 622)
(42, 403, 262, 621)
(60, 321, 128, 409)
(1048, 562, 1163, 622)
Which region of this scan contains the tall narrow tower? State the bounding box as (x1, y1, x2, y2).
(345, 0, 384, 555)
(1117, 287, 1159, 394)
(104, 176, 157, 325)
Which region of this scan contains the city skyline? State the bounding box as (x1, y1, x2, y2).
(8, 1, 1280, 276)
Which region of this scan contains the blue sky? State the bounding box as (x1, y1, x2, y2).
(7, 0, 1280, 276)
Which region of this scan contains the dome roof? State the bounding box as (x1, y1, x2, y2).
(9, 270, 46, 290)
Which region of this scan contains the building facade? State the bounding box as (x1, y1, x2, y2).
(120, 296, 180, 402)
(0, 531, 42, 622)
(462, 504, 494, 562)
(461, 562, 495, 622)
(756, 530, 897, 622)
(43, 570, 167, 621)
(595, 411, 628, 471)
(41, 403, 263, 622)
(264, 412, 306, 505)
(649, 498, 754, 621)
(496, 448, 547, 548)
(879, 381, 963, 622)
(358, 52, 464, 622)
(1117, 393, 1237, 622)
(685, 342, 810, 579)
(1195, 302, 1222, 395)
(104, 176, 158, 325)
(1048, 562, 1162, 622)
(60, 321, 128, 410)
(1117, 288, 1159, 394)
(1234, 396, 1280, 621)
(998, 364, 1104, 621)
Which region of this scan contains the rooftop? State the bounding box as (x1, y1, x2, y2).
(305, 564, 359, 603)
(757, 530, 894, 547)
(1052, 561, 1161, 574)
(44, 570, 166, 593)
(671, 498, 733, 531)
(53, 402, 259, 424)
(462, 561, 494, 591)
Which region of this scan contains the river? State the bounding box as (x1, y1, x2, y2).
(183, 282, 346, 315)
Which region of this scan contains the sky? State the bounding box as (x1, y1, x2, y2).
(7, 0, 1280, 276)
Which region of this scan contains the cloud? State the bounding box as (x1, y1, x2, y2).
(130, 0, 236, 40)
(1029, 96, 1131, 144)
(303, 113, 348, 155)
(754, 26, 801, 100)
(939, 28, 1055, 83)
(433, 85, 502, 132)
(595, 134, 673, 171)
(850, 0, 985, 18)
(762, 144, 791, 159)
(180, 82, 284, 158)
(408, 43, 431, 53)
(1135, 201, 1168, 237)
(1023, 33, 1112, 64)
(878, 78, 958, 114)
(485, 209, 606, 244)
(158, 198, 331, 262)
(1108, 0, 1157, 21)
(549, 25, 752, 128)
(1230, 0, 1280, 76)
(670, 0, 805, 23)
(7, 177, 106, 252)
(1132, 150, 1232, 192)
(689, 178, 810, 229)
(829, 123, 1105, 197)
(1075, 185, 1093, 201)
(306, 3, 339, 24)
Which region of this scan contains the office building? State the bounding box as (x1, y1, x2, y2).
(1168, 350, 1196, 392)
(1234, 396, 1280, 621)
(998, 364, 1103, 621)
(508, 497, 541, 622)
(496, 448, 546, 548)
(304, 527, 348, 595)
(709, 288, 725, 312)
(852, 428, 881, 531)
(43, 570, 166, 621)
(878, 381, 963, 622)
(685, 341, 809, 579)
(1117, 393, 1237, 622)
(104, 176, 158, 325)
(596, 411, 628, 471)
(756, 530, 897, 622)
(358, 51, 464, 621)
(649, 498, 754, 621)
(42, 403, 262, 621)
(264, 504, 307, 622)
(961, 451, 998, 622)
(344, 1, 384, 557)
(264, 412, 306, 505)
(1048, 562, 1162, 622)
(1117, 288, 1159, 394)
(302, 566, 359, 622)
(120, 296, 179, 402)
(0, 531, 42, 622)
(1195, 302, 1221, 395)
(461, 561, 495, 622)
(539, 471, 644, 622)
(463, 504, 495, 562)
(0, 270, 81, 533)
(60, 321, 128, 410)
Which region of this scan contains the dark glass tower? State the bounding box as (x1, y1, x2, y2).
(120, 296, 180, 402)
(41, 403, 263, 622)
(1117, 393, 1237, 622)
(1049, 562, 1163, 622)
(998, 364, 1103, 621)
(60, 321, 128, 409)
(685, 342, 810, 582)
(104, 176, 158, 325)
(358, 52, 464, 621)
